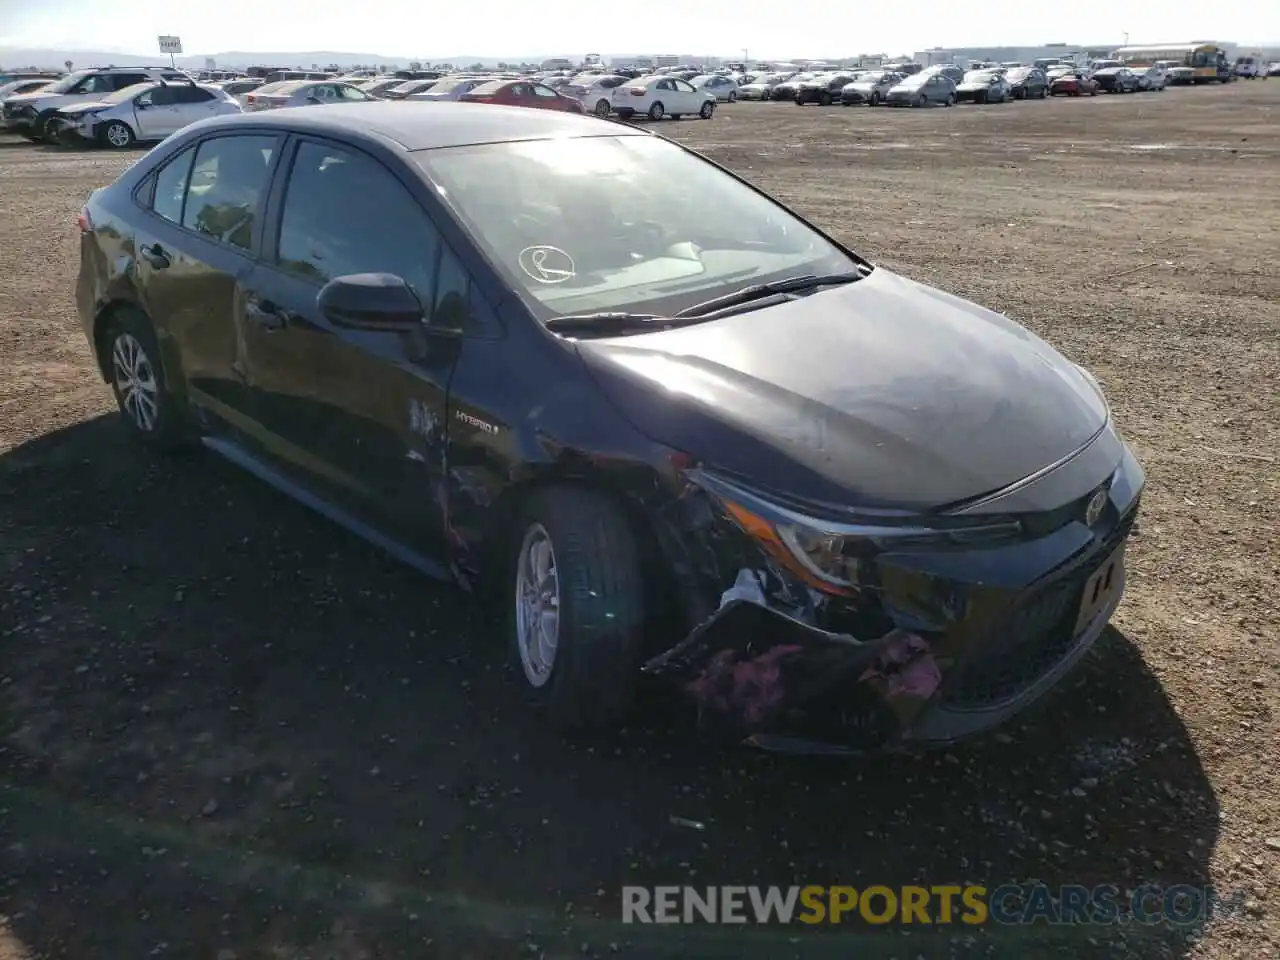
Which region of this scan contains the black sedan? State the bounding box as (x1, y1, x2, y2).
(769, 72, 815, 100)
(1093, 67, 1141, 93)
(1005, 67, 1049, 99)
(794, 73, 855, 105)
(75, 103, 1144, 755)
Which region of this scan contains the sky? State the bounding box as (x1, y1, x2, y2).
(0, 0, 1275, 59)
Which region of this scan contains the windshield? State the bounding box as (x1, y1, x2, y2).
(895, 75, 928, 89)
(98, 82, 158, 104)
(964, 71, 997, 82)
(43, 70, 93, 94)
(859, 72, 888, 83)
(1007, 69, 1032, 80)
(417, 135, 858, 323)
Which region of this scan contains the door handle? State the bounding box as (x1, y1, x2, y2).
(246, 299, 287, 331)
(140, 243, 170, 269)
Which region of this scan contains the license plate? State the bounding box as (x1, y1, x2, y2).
(1073, 545, 1125, 636)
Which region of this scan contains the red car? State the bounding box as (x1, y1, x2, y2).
(458, 79, 584, 112)
(1048, 71, 1099, 97)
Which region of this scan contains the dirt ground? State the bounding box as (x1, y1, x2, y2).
(0, 81, 1277, 959)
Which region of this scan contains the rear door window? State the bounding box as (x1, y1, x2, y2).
(151, 144, 196, 224)
(181, 135, 277, 250)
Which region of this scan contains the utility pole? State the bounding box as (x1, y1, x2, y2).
(742, 47, 748, 65)
(1123, 32, 1129, 47)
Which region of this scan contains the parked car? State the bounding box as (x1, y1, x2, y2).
(1092, 67, 1140, 93)
(245, 80, 378, 111)
(794, 73, 855, 105)
(382, 78, 439, 100)
(1005, 67, 1049, 99)
(459, 79, 584, 113)
(216, 78, 265, 104)
(885, 72, 957, 106)
(1269, 62, 1280, 78)
(0, 77, 56, 101)
(839, 70, 903, 106)
(407, 77, 493, 102)
(1132, 65, 1169, 91)
(1233, 55, 1265, 78)
(610, 75, 716, 120)
(3, 65, 190, 140)
(48, 80, 242, 148)
(1048, 70, 1099, 97)
(736, 72, 790, 100)
(558, 74, 628, 115)
(353, 77, 408, 98)
(922, 64, 965, 84)
(690, 74, 741, 102)
(954, 70, 1012, 104)
(75, 102, 1144, 753)
(769, 73, 816, 101)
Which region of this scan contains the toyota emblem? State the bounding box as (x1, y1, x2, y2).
(1084, 488, 1108, 527)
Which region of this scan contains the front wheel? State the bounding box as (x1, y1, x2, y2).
(727, 90, 737, 103)
(104, 309, 187, 449)
(101, 120, 135, 149)
(699, 100, 714, 119)
(917, 93, 928, 107)
(647, 101, 664, 120)
(509, 486, 646, 732)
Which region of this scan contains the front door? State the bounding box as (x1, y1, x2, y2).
(241, 136, 462, 549)
(133, 132, 282, 423)
(133, 86, 182, 139)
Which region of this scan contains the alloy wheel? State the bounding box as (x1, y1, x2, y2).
(106, 123, 132, 148)
(515, 523, 560, 688)
(111, 332, 159, 431)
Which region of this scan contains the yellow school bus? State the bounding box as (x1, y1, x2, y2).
(1111, 43, 1230, 82)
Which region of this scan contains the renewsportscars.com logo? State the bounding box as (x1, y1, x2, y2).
(622, 884, 1240, 927)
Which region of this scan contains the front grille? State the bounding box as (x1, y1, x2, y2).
(940, 513, 1135, 709)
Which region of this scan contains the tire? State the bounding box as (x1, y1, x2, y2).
(508, 486, 646, 732)
(103, 309, 187, 450)
(917, 93, 928, 107)
(819, 91, 832, 106)
(1038, 87, 1047, 99)
(869, 91, 881, 106)
(727, 90, 736, 103)
(699, 100, 714, 119)
(594, 99, 610, 118)
(945, 93, 955, 106)
(647, 101, 664, 120)
(100, 120, 135, 149)
(33, 110, 58, 141)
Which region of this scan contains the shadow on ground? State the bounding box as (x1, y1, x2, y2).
(0, 416, 1219, 958)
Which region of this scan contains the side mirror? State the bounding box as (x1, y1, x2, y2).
(318, 273, 424, 331)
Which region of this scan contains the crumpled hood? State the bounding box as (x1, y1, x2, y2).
(575, 268, 1108, 511)
(53, 99, 112, 115)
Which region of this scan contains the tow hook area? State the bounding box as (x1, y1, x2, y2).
(642, 577, 942, 749)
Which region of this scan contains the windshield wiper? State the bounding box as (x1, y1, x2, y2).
(544, 311, 668, 333)
(672, 270, 866, 319)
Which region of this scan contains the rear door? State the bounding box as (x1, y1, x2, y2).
(239, 136, 470, 548)
(132, 132, 282, 426)
(170, 85, 220, 127)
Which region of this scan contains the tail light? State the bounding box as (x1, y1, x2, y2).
(76, 206, 92, 234)
(630, 88, 645, 96)
(246, 95, 257, 104)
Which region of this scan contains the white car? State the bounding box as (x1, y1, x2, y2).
(381, 78, 440, 100)
(610, 75, 716, 121)
(736, 72, 791, 100)
(0, 77, 56, 101)
(45, 80, 241, 148)
(2, 65, 190, 140)
(244, 80, 377, 111)
(353, 76, 406, 97)
(690, 74, 740, 102)
(558, 74, 628, 116)
(839, 70, 905, 106)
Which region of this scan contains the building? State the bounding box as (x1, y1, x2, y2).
(912, 43, 1116, 67)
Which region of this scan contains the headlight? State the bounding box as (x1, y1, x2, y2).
(689, 468, 1022, 594)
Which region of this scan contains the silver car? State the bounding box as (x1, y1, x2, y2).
(406, 76, 494, 102)
(46, 80, 241, 148)
(690, 74, 741, 102)
(244, 80, 377, 111)
(840, 70, 904, 106)
(884, 72, 957, 106)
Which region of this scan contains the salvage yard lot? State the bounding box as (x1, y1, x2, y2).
(1, 81, 1277, 959)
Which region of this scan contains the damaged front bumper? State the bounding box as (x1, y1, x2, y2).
(642, 445, 1144, 755)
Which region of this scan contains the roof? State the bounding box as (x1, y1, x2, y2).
(195, 101, 648, 151)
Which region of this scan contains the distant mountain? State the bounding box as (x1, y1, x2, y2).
(0, 46, 728, 71)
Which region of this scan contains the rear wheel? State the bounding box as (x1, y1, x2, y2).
(647, 101, 664, 120)
(594, 99, 610, 117)
(699, 100, 714, 119)
(508, 486, 646, 732)
(103, 309, 187, 450)
(916, 93, 928, 107)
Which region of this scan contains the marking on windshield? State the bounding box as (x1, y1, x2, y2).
(518, 245, 576, 284)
